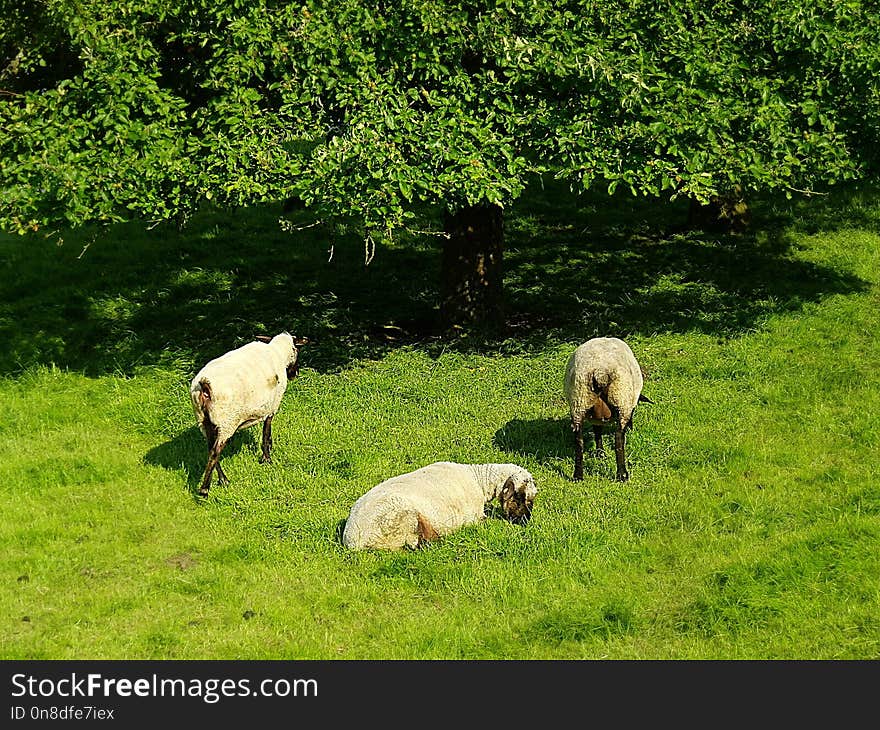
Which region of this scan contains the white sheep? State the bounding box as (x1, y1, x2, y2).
(189, 331, 306, 496)
(341, 461, 538, 551)
(563, 336, 652, 482)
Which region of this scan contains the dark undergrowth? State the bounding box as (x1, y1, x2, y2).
(0, 179, 872, 378)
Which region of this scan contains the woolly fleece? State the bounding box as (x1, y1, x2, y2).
(342, 461, 537, 550)
(190, 332, 297, 444)
(563, 336, 645, 431)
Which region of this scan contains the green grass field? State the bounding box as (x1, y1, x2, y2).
(1, 182, 878, 659)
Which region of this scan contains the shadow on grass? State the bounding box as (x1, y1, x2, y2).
(494, 416, 642, 481)
(482, 184, 872, 351)
(493, 417, 570, 460)
(0, 203, 442, 377)
(527, 602, 637, 644)
(143, 425, 255, 498)
(493, 417, 580, 479)
(0, 180, 873, 377)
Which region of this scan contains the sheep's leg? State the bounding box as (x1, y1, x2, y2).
(260, 415, 273, 464)
(613, 428, 629, 482)
(215, 459, 229, 486)
(198, 453, 217, 496)
(203, 419, 229, 487)
(416, 513, 439, 547)
(573, 423, 584, 481)
(592, 426, 605, 457)
(199, 439, 228, 496)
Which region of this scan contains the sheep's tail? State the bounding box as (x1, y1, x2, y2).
(590, 373, 611, 396)
(193, 378, 213, 412)
(590, 375, 613, 420)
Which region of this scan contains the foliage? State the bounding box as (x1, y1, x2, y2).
(2, 0, 878, 240)
(533, 0, 880, 199)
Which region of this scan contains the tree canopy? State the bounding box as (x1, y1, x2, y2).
(2, 1, 878, 323)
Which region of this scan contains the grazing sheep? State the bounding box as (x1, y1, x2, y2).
(563, 337, 652, 482)
(341, 461, 538, 551)
(189, 332, 307, 496)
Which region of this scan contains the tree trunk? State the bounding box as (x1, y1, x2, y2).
(440, 203, 505, 331)
(687, 186, 751, 233)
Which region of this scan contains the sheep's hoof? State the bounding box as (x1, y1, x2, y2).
(615, 471, 630, 482)
(217, 475, 230, 486)
(572, 472, 584, 482)
(198, 488, 210, 498)
(259, 455, 272, 465)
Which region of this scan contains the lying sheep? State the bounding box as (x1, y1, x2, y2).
(189, 332, 307, 497)
(342, 461, 538, 550)
(563, 337, 652, 482)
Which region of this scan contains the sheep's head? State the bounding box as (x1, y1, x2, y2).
(285, 335, 310, 379)
(257, 332, 308, 379)
(499, 471, 538, 525)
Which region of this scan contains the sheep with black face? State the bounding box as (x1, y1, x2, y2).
(341, 461, 538, 551)
(563, 337, 652, 482)
(189, 332, 306, 496)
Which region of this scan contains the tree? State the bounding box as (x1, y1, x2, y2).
(2, 1, 877, 329)
(527, 1, 878, 227)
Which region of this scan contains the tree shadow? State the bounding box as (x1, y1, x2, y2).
(440, 182, 872, 354)
(760, 181, 880, 235)
(0, 203, 442, 377)
(143, 425, 255, 498)
(0, 180, 873, 377)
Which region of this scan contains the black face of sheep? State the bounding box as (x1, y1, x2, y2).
(499, 475, 537, 525)
(258, 334, 308, 381)
(191, 332, 308, 497)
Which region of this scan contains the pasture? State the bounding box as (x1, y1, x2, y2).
(1, 182, 878, 659)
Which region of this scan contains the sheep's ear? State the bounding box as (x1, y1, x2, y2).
(639, 393, 654, 404)
(294, 336, 310, 347)
(501, 476, 516, 500)
(255, 335, 272, 343)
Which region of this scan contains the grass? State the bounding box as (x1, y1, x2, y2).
(1, 180, 879, 659)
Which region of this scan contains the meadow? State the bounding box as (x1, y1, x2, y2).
(1, 181, 878, 659)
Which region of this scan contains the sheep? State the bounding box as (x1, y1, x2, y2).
(563, 336, 652, 482)
(341, 461, 538, 551)
(189, 331, 307, 497)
